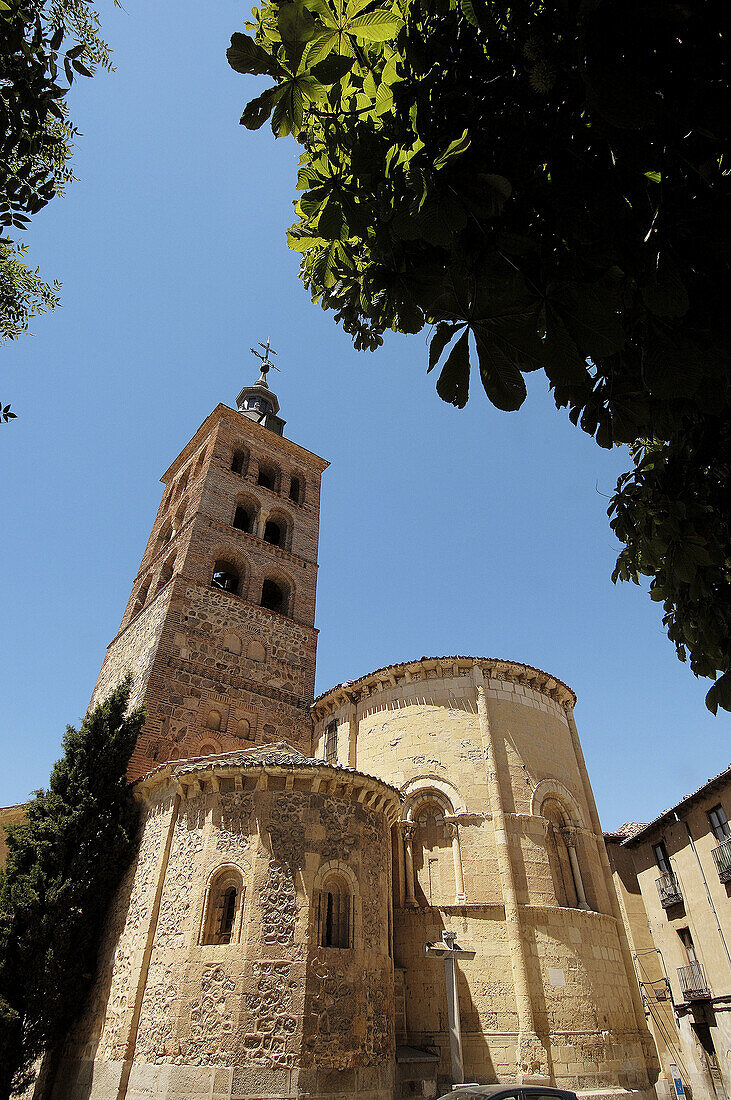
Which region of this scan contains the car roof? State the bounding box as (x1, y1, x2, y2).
(446, 1088, 576, 1099)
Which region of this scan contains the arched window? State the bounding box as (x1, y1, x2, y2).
(172, 502, 186, 535)
(289, 476, 302, 504)
(211, 560, 239, 594)
(236, 718, 251, 739)
(176, 468, 190, 496)
(410, 796, 455, 907)
(194, 448, 206, 477)
(157, 556, 175, 591)
(261, 578, 285, 614)
(233, 505, 251, 533)
(247, 640, 266, 662)
(231, 448, 247, 475)
(223, 633, 242, 655)
(542, 797, 587, 909)
(134, 576, 151, 614)
(317, 875, 353, 949)
(158, 518, 173, 546)
(198, 742, 218, 756)
(257, 463, 278, 492)
(201, 867, 244, 945)
(263, 520, 282, 546)
(206, 709, 222, 731)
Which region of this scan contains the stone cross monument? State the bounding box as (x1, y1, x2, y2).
(424, 931, 476, 1085)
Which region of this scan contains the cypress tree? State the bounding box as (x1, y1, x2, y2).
(0, 678, 144, 1097)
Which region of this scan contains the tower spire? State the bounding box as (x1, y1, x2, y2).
(236, 337, 285, 435)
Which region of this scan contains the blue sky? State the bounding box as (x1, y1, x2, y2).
(1, 0, 727, 825)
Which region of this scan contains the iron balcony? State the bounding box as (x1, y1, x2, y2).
(656, 871, 683, 908)
(678, 962, 711, 1001)
(711, 837, 731, 883)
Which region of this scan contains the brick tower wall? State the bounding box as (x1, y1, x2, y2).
(90, 401, 328, 780)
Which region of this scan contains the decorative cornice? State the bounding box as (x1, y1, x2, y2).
(161, 404, 329, 485)
(312, 655, 576, 719)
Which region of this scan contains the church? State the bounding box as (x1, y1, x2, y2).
(46, 360, 660, 1100)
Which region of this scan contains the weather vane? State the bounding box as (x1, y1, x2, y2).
(250, 338, 280, 382)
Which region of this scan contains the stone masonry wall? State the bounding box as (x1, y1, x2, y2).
(52, 762, 398, 1100)
(313, 657, 657, 1098)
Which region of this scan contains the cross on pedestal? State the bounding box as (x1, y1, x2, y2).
(424, 931, 476, 1085)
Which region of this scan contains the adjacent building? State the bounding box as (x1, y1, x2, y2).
(608, 766, 731, 1100)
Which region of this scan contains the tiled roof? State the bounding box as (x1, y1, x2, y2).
(604, 822, 648, 841)
(620, 763, 731, 845)
(139, 741, 402, 798)
(173, 741, 320, 773)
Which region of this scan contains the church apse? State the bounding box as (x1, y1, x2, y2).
(312, 656, 659, 1098)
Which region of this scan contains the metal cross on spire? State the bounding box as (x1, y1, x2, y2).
(250, 338, 280, 384)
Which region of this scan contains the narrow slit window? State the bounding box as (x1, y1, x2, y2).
(219, 887, 237, 943)
(325, 720, 337, 764)
(318, 877, 352, 949)
(201, 870, 244, 946)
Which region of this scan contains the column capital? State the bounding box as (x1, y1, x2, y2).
(560, 825, 579, 849)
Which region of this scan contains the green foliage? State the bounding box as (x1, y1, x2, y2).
(610, 429, 731, 716)
(0, 679, 144, 1097)
(0, 0, 112, 420)
(228, 0, 730, 709)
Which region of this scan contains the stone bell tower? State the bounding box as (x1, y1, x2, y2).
(90, 350, 329, 779)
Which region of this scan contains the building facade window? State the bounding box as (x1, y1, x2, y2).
(325, 720, 337, 764)
(201, 868, 244, 945)
(157, 557, 174, 591)
(212, 561, 239, 594)
(263, 520, 282, 546)
(261, 578, 285, 614)
(257, 463, 278, 492)
(233, 505, 251, 533)
(289, 476, 302, 504)
(231, 449, 247, 475)
(206, 709, 222, 731)
(708, 804, 730, 842)
(653, 840, 672, 875)
(317, 875, 353, 949)
(134, 577, 151, 614)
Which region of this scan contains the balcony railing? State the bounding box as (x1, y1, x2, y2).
(678, 962, 711, 1001)
(711, 838, 731, 883)
(656, 871, 683, 908)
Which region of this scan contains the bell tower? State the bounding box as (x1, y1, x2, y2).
(90, 355, 329, 780)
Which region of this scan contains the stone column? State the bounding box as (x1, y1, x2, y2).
(347, 702, 358, 769)
(472, 662, 548, 1081)
(394, 824, 406, 908)
(562, 827, 589, 909)
(254, 508, 267, 539)
(445, 818, 466, 904)
(401, 822, 417, 907)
